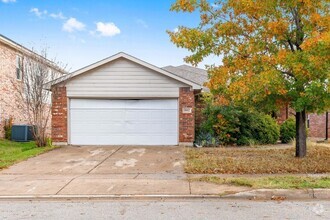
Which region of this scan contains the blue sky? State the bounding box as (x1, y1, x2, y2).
(0, 0, 220, 71)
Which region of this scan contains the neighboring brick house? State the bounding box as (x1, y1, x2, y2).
(0, 34, 64, 138)
(277, 105, 329, 139)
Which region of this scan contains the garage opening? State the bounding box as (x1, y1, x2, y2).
(69, 99, 178, 145)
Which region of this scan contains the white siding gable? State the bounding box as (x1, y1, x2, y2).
(66, 58, 187, 98)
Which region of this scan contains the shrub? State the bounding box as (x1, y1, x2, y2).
(194, 130, 219, 147)
(236, 111, 280, 145)
(3, 117, 13, 140)
(199, 104, 241, 145)
(197, 103, 280, 146)
(280, 118, 296, 143)
(258, 114, 281, 144)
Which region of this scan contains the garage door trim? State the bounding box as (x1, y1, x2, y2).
(68, 98, 179, 145)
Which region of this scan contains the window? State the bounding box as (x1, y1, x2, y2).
(16, 55, 22, 80)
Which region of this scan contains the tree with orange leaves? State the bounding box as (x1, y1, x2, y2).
(169, 0, 330, 157)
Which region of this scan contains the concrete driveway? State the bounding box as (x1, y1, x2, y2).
(0, 146, 244, 197)
(1, 146, 185, 175)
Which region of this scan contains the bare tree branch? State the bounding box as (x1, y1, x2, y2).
(12, 47, 66, 147)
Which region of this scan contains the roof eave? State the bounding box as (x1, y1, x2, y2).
(49, 52, 203, 90)
(0, 35, 66, 74)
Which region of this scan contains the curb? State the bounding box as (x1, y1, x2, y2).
(222, 189, 330, 200)
(0, 189, 328, 201)
(0, 195, 222, 201)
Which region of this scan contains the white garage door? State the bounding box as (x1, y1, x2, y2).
(69, 99, 178, 145)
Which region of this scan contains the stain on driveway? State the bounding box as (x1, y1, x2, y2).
(0, 146, 187, 196)
(1, 146, 185, 175)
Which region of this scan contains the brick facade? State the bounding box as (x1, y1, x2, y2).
(194, 91, 206, 131)
(277, 105, 329, 138)
(51, 86, 195, 145)
(51, 86, 67, 143)
(308, 113, 329, 139)
(0, 42, 28, 138)
(179, 87, 195, 144)
(276, 105, 296, 124)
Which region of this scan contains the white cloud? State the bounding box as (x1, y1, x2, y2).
(30, 8, 48, 17)
(63, 17, 85, 32)
(136, 19, 148, 28)
(95, 22, 120, 37)
(30, 8, 66, 20)
(1, 0, 16, 3)
(173, 27, 179, 33)
(50, 12, 66, 20)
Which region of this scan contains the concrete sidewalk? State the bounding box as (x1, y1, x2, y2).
(0, 172, 329, 200)
(0, 173, 249, 196)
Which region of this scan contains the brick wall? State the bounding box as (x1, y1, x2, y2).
(194, 91, 206, 131)
(276, 105, 295, 124)
(277, 105, 329, 138)
(308, 113, 329, 139)
(0, 42, 29, 138)
(179, 87, 195, 144)
(51, 86, 67, 143)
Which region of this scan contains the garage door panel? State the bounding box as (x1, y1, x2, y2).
(70, 99, 178, 145)
(125, 110, 177, 122)
(124, 99, 177, 109)
(71, 99, 126, 109)
(74, 124, 126, 133)
(71, 135, 126, 145)
(124, 135, 177, 145)
(77, 109, 125, 118)
(125, 123, 177, 134)
(71, 99, 178, 110)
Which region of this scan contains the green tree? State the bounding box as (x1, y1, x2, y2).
(168, 0, 330, 157)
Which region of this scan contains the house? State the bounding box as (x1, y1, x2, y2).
(49, 52, 207, 146)
(49, 52, 329, 146)
(0, 34, 65, 138)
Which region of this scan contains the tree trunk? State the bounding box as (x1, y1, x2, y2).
(295, 110, 307, 157)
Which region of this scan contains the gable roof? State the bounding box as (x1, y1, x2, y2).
(48, 52, 203, 90)
(0, 34, 66, 74)
(162, 65, 208, 86)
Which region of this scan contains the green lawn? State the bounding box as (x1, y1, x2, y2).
(192, 176, 330, 189)
(0, 139, 56, 169)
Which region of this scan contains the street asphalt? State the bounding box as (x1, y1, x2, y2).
(0, 199, 329, 220)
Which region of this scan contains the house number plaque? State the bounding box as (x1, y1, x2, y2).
(182, 107, 192, 114)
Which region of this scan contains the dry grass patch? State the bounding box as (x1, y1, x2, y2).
(193, 176, 330, 189)
(185, 144, 330, 174)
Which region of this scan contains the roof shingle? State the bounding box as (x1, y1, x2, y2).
(162, 64, 208, 88)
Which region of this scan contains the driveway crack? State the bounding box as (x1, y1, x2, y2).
(87, 146, 123, 174)
(55, 174, 83, 195)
